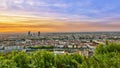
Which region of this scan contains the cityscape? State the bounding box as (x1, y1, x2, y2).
(0, 31, 120, 56)
(0, 0, 120, 68)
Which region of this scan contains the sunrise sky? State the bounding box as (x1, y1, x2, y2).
(0, 0, 120, 32)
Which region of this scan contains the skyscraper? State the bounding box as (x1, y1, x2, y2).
(28, 31, 31, 36)
(38, 31, 40, 37)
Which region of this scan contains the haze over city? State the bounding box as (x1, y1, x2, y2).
(0, 0, 120, 32)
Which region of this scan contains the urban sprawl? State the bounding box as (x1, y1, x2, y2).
(0, 32, 120, 57)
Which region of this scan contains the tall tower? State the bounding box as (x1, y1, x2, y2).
(38, 31, 40, 37)
(28, 31, 31, 36)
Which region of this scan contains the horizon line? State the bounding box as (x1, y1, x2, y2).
(0, 31, 120, 34)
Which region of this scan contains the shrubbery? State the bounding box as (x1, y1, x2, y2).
(0, 43, 120, 68)
(81, 43, 120, 68)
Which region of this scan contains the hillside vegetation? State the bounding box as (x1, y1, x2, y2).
(0, 43, 120, 68)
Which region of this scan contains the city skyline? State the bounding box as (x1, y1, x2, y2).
(0, 0, 120, 32)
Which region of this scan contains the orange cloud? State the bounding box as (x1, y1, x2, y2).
(0, 15, 120, 32)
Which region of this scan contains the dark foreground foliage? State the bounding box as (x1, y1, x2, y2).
(0, 43, 120, 68)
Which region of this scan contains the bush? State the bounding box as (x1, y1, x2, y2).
(0, 43, 119, 68)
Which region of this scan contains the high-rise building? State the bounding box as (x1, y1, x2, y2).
(38, 31, 40, 37)
(28, 31, 31, 36)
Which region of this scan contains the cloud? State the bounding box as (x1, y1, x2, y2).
(0, 0, 120, 32)
(0, 0, 119, 21)
(0, 14, 120, 32)
(0, 0, 8, 10)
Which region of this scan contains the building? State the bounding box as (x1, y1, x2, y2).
(38, 31, 41, 37)
(28, 31, 31, 37)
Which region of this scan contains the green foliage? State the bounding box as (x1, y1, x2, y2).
(95, 43, 120, 55)
(30, 50, 55, 68)
(13, 52, 31, 68)
(55, 54, 80, 68)
(71, 53, 83, 64)
(0, 43, 120, 68)
(0, 57, 16, 68)
(81, 43, 120, 68)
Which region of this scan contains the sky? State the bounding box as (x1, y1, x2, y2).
(0, 0, 120, 32)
